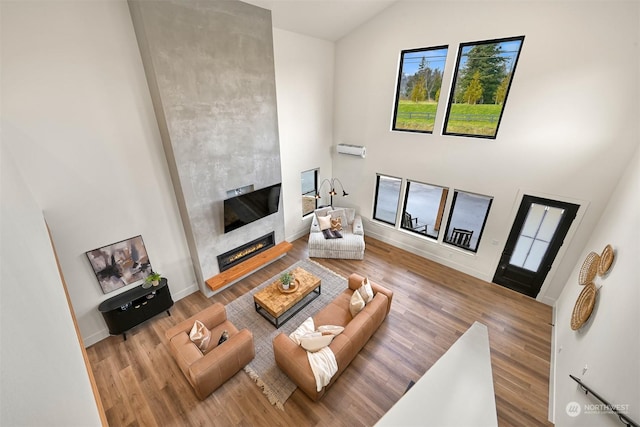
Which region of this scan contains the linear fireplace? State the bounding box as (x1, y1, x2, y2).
(217, 232, 275, 272)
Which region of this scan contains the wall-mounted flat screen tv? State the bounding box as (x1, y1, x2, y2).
(224, 183, 281, 233)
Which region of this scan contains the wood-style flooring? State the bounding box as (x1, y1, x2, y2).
(86, 235, 554, 426)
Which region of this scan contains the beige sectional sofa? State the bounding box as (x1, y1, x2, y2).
(308, 206, 365, 260)
(272, 273, 393, 401)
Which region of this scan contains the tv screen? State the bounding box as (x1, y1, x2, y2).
(224, 183, 281, 233)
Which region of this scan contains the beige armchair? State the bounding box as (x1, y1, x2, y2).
(165, 303, 254, 400)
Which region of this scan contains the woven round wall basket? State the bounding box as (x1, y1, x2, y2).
(597, 244, 614, 276)
(571, 282, 597, 330)
(578, 252, 600, 285)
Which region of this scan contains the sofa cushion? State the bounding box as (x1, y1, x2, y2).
(330, 217, 343, 231)
(333, 206, 356, 224)
(189, 320, 211, 352)
(349, 289, 366, 317)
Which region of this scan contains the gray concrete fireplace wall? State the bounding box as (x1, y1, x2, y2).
(128, 0, 284, 296)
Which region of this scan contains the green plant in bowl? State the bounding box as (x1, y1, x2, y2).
(144, 272, 161, 288)
(280, 272, 293, 290)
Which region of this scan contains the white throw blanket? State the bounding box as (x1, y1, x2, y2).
(307, 346, 338, 392)
(289, 317, 339, 392)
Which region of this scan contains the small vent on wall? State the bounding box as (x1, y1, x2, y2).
(336, 144, 366, 158)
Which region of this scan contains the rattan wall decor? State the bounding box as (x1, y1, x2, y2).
(571, 244, 616, 330)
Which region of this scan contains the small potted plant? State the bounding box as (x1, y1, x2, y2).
(144, 272, 162, 288)
(280, 272, 293, 290)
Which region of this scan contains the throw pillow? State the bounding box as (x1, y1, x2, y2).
(318, 215, 331, 231)
(349, 289, 366, 317)
(189, 320, 211, 352)
(358, 277, 374, 304)
(330, 217, 342, 231)
(300, 332, 334, 352)
(317, 325, 345, 336)
(289, 316, 315, 345)
(328, 209, 349, 229)
(218, 330, 229, 345)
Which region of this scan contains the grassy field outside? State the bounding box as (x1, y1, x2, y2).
(393, 100, 438, 132)
(445, 103, 502, 137)
(394, 100, 503, 136)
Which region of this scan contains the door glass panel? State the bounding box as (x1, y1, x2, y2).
(509, 203, 564, 272)
(524, 240, 550, 271)
(538, 207, 564, 241)
(510, 236, 533, 266)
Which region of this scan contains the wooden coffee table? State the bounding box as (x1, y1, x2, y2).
(253, 267, 321, 328)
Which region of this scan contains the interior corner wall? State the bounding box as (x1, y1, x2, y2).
(332, 1, 640, 304)
(551, 147, 639, 426)
(128, 0, 284, 294)
(1, 0, 197, 347)
(272, 28, 335, 240)
(0, 148, 102, 426)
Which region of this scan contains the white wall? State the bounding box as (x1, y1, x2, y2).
(1, 0, 197, 346)
(273, 28, 335, 240)
(333, 1, 639, 304)
(0, 149, 102, 426)
(552, 147, 639, 426)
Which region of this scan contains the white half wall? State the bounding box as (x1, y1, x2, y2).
(0, 149, 102, 426)
(1, 0, 197, 346)
(551, 146, 639, 426)
(332, 1, 639, 304)
(273, 28, 335, 240)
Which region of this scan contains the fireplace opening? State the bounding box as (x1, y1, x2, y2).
(217, 232, 275, 272)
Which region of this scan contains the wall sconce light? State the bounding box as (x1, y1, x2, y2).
(315, 178, 348, 207)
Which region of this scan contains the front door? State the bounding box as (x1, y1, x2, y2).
(493, 195, 579, 298)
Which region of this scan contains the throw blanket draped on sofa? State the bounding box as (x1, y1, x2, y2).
(289, 317, 338, 392)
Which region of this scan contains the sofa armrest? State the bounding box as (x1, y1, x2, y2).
(310, 216, 322, 233)
(188, 328, 254, 400)
(352, 215, 364, 235)
(273, 333, 319, 400)
(165, 303, 227, 340)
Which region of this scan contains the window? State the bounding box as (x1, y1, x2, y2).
(392, 45, 449, 133)
(444, 190, 493, 252)
(401, 181, 449, 239)
(301, 169, 318, 217)
(373, 174, 402, 225)
(443, 36, 524, 139)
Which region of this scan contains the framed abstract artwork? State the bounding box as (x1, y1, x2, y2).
(86, 235, 153, 294)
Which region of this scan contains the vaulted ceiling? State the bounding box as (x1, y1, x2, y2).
(243, 0, 397, 41)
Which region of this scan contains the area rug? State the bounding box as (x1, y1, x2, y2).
(225, 259, 346, 409)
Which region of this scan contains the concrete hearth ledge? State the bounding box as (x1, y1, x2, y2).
(376, 321, 497, 427)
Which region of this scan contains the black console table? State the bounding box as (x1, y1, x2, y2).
(98, 278, 173, 340)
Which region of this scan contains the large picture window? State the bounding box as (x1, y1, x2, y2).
(373, 174, 402, 225)
(443, 36, 524, 139)
(444, 190, 493, 252)
(301, 169, 318, 216)
(392, 45, 449, 133)
(401, 181, 449, 239)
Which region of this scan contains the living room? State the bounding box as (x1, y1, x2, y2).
(1, 1, 638, 426)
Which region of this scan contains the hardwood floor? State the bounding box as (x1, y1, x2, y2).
(86, 236, 554, 427)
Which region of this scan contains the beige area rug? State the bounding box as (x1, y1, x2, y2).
(225, 259, 346, 409)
